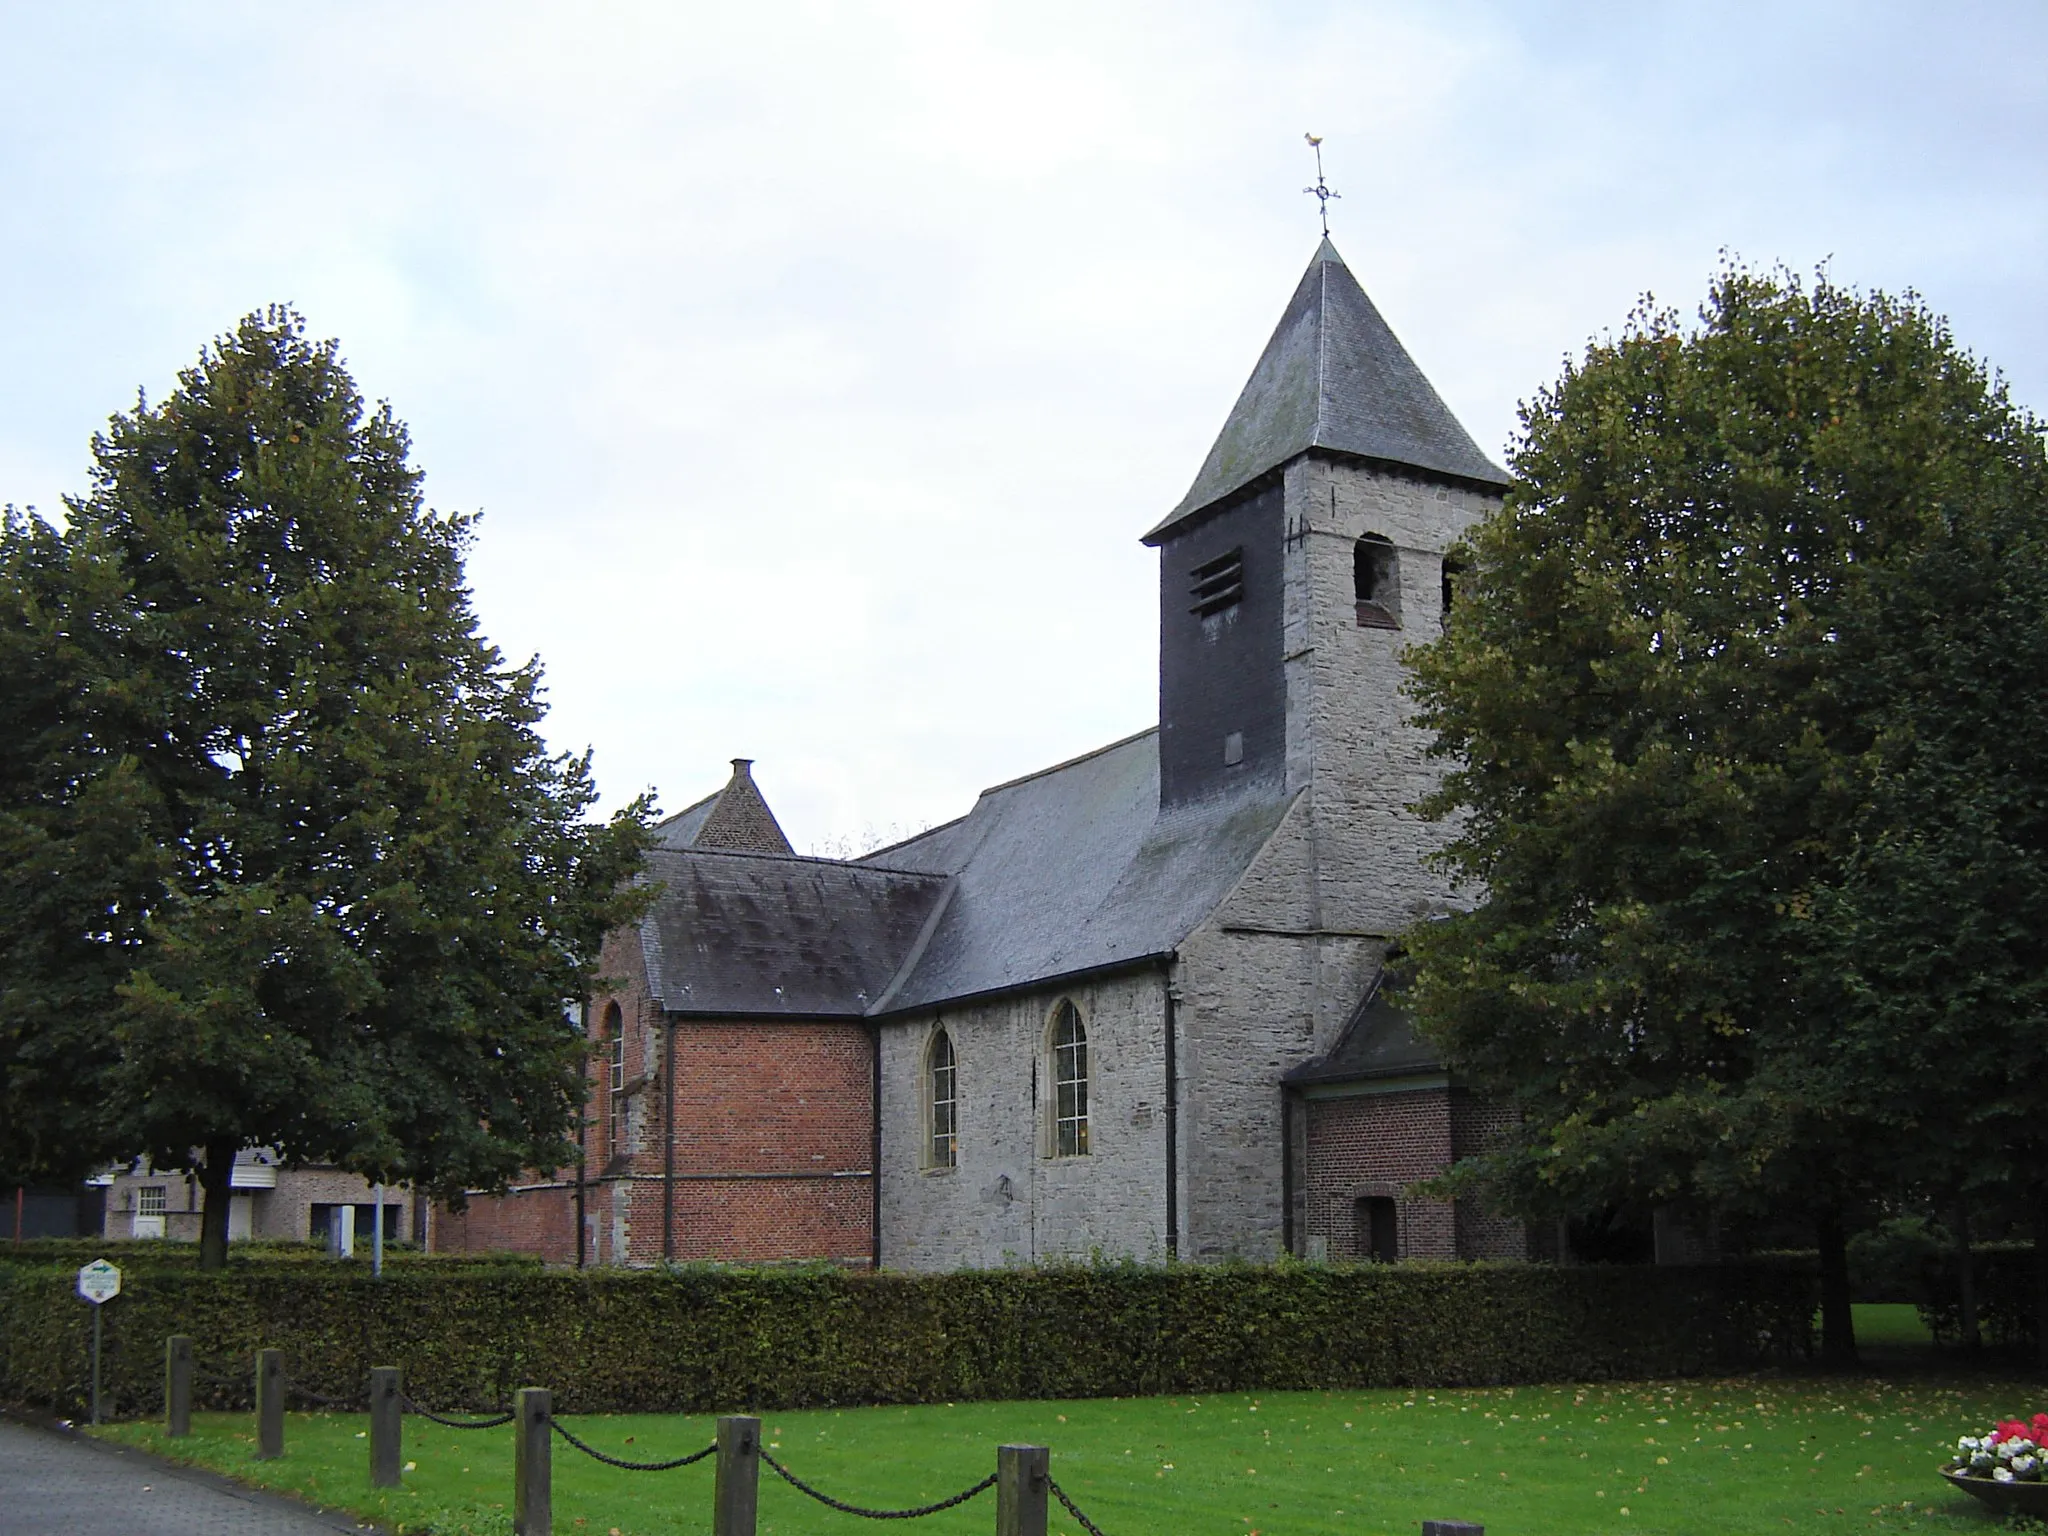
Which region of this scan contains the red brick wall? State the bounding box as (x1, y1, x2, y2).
(651, 1018, 874, 1265)
(1303, 1086, 1456, 1260)
(445, 923, 878, 1267)
(1448, 1090, 1529, 1260)
(437, 1182, 578, 1262)
(1302, 1084, 1529, 1263)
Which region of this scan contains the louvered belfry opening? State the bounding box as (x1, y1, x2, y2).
(1188, 547, 1244, 618)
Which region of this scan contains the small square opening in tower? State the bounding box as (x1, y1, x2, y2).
(1223, 731, 1244, 766)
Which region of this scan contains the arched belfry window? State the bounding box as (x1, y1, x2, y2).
(1048, 1000, 1090, 1157)
(1354, 534, 1400, 629)
(1440, 547, 1469, 628)
(602, 1002, 626, 1162)
(927, 1028, 958, 1170)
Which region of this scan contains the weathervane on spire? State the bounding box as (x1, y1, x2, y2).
(1303, 133, 1340, 237)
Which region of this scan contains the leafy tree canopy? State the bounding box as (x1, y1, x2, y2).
(0, 308, 653, 1265)
(1403, 265, 2048, 1356)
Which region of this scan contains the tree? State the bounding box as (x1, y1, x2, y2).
(3, 308, 653, 1267)
(0, 511, 168, 1187)
(1402, 266, 2048, 1364)
(1810, 427, 2048, 1360)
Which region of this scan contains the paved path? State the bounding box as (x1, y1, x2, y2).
(0, 1414, 380, 1536)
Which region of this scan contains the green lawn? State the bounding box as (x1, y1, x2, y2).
(1853, 1305, 1938, 1349)
(92, 1375, 2044, 1536)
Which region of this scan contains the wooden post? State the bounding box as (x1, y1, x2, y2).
(1421, 1523, 1484, 1535)
(369, 1367, 402, 1487)
(513, 1387, 551, 1536)
(997, 1444, 1049, 1536)
(165, 1336, 192, 1437)
(255, 1348, 284, 1460)
(714, 1415, 761, 1536)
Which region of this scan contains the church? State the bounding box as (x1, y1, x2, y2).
(439, 238, 1533, 1270)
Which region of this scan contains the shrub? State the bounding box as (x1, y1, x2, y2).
(1918, 1244, 2039, 1348)
(0, 1260, 1813, 1420)
(1847, 1217, 1949, 1304)
(0, 1238, 540, 1273)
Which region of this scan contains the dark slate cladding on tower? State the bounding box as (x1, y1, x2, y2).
(1156, 480, 1286, 808)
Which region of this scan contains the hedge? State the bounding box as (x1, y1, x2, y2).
(0, 1238, 541, 1272)
(0, 1260, 1813, 1420)
(1918, 1244, 2040, 1349)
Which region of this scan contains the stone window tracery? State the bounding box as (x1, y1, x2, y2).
(1049, 1000, 1091, 1157)
(927, 1028, 957, 1170)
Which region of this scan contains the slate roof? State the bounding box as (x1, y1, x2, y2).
(1147, 239, 1510, 543)
(633, 732, 1294, 1019)
(860, 730, 1295, 1013)
(638, 848, 949, 1016)
(1282, 967, 1443, 1086)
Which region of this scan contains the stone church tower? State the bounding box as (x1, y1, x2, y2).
(1140, 237, 1513, 1261)
(443, 240, 1526, 1271)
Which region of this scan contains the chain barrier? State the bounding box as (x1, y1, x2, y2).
(286, 1376, 364, 1410)
(400, 1393, 515, 1430)
(1047, 1477, 1109, 1536)
(761, 1449, 997, 1520)
(548, 1419, 718, 1471)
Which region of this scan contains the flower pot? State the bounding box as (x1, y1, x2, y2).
(1941, 1468, 2048, 1516)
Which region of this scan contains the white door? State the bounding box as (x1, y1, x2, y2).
(131, 1186, 166, 1239)
(228, 1194, 254, 1242)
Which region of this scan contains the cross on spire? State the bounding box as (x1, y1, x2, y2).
(1302, 133, 1340, 237)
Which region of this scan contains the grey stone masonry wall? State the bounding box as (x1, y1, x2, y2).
(1282, 455, 1500, 936)
(1171, 793, 1386, 1261)
(1157, 454, 1500, 1264)
(879, 968, 1170, 1271)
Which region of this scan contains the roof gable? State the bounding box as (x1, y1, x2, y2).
(653, 759, 794, 855)
(1283, 967, 1442, 1086)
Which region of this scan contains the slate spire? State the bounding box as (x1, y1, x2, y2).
(691, 759, 795, 855)
(1147, 239, 1508, 542)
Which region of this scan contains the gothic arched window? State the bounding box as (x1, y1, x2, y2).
(1354, 533, 1399, 629)
(927, 1028, 958, 1169)
(1048, 1000, 1090, 1157)
(602, 1002, 626, 1162)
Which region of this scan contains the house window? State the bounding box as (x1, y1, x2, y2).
(927, 1029, 958, 1169)
(605, 1004, 626, 1161)
(1049, 1000, 1090, 1157)
(1354, 534, 1399, 628)
(1356, 1196, 1399, 1262)
(1189, 547, 1244, 618)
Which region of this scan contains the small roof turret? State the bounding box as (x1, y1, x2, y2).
(656, 758, 795, 856)
(1146, 239, 1508, 543)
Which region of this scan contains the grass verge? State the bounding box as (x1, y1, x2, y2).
(91, 1374, 2044, 1536)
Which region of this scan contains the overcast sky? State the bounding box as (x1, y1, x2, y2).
(4, 2, 2043, 850)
